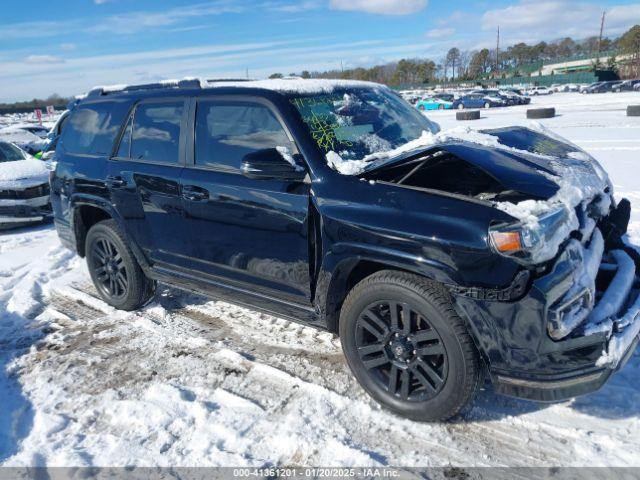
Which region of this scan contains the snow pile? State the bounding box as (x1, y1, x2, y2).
(495, 150, 610, 263)
(0, 158, 49, 189)
(0, 127, 47, 152)
(596, 294, 640, 368)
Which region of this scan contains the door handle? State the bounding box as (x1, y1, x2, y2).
(107, 175, 128, 188)
(182, 185, 209, 201)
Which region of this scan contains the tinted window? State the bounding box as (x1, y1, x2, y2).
(60, 103, 119, 155)
(195, 101, 291, 170)
(131, 102, 183, 163)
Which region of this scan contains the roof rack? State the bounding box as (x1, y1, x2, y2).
(206, 78, 252, 83)
(86, 78, 203, 98)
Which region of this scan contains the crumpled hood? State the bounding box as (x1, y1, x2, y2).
(365, 125, 612, 264)
(0, 158, 49, 190)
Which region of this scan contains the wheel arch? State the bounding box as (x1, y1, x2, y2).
(319, 248, 460, 334)
(70, 195, 152, 273)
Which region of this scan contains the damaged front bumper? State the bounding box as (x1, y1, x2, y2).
(453, 199, 640, 402)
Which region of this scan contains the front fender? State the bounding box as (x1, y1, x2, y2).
(315, 242, 462, 332)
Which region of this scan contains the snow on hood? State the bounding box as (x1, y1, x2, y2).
(326, 126, 553, 175)
(0, 127, 47, 150)
(0, 158, 49, 189)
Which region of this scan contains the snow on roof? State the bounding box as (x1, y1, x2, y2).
(86, 77, 384, 97)
(204, 78, 384, 94)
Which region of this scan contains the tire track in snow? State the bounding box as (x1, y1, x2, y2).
(40, 282, 571, 466)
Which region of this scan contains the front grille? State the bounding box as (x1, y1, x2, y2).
(0, 183, 50, 199)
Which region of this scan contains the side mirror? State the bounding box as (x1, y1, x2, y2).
(240, 148, 306, 181)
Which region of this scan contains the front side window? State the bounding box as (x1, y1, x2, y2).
(130, 102, 184, 163)
(60, 102, 119, 155)
(195, 100, 292, 170)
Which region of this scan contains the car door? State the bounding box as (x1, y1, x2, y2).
(179, 96, 312, 305)
(107, 98, 190, 267)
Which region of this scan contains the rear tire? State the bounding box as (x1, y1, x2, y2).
(339, 271, 482, 421)
(85, 219, 155, 311)
(484, 102, 491, 109)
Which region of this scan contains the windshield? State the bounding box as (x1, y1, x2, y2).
(290, 87, 438, 164)
(0, 142, 27, 162)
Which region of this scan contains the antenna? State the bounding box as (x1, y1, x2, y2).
(496, 26, 500, 78)
(597, 11, 606, 57)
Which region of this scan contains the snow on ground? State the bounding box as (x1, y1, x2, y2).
(1, 92, 640, 467)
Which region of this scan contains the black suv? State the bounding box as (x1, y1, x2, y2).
(51, 79, 640, 421)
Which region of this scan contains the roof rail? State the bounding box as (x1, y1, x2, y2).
(86, 78, 203, 98)
(206, 78, 252, 83)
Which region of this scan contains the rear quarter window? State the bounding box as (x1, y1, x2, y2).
(59, 102, 120, 155)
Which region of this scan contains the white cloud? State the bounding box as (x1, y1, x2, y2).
(0, 1, 246, 39)
(482, 1, 640, 42)
(0, 38, 440, 101)
(329, 0, 427, 15)
(261, 1, 321, 13)
(60, 43, 76, 51)
(24, 55, 65, 64)
(426, 28, 455, 39)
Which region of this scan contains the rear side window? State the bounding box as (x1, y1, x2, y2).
(60, 103, 119, 155)
(195, 100, 291, 170)
(130, 102, 183, 163)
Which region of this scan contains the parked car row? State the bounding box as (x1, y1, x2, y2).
(581, 79, 640, 94)
(415, 88, 531, 111)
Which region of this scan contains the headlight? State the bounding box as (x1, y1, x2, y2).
(489, 207, 573, 263)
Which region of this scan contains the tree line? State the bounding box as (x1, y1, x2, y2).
(0, 94, 71, 114)
(271, 24, 640, 85)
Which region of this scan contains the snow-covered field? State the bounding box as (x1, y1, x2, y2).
(1, 92, 640, 468)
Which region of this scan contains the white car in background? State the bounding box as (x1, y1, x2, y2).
(0, 124, 49, 155)
(0, 141, 51, 229)
(525, 86, 553, 96)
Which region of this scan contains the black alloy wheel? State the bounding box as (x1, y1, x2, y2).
(85, 219, 155, 311)
(355, 301, 447, 401)
(90, 237, 129, 300)
(339, 270, 482, 421)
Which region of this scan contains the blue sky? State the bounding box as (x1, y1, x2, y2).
(1, 0, 639, 101)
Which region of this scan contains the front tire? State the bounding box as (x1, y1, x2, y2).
(484, 102, 491, 109)
(339, 271, 482, 421)
(86, 219, 155, 311)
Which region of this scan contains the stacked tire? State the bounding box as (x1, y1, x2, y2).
(526, 108, 555, 119)
(627, 106, 640, 117)
(457, 110, 480, 121)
